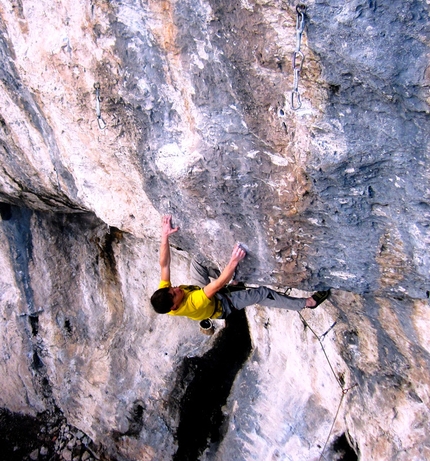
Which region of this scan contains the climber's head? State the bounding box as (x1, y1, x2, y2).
(150, 287, 174, 314)
(150, 286, 184, 313)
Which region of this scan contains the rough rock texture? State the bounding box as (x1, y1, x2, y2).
(0, 0, 429, 460)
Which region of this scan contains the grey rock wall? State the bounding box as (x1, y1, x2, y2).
(0, 0, 429, 460)
(305, 0, 430, 297)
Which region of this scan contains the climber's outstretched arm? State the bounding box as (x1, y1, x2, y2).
(159, 215, 179, 282)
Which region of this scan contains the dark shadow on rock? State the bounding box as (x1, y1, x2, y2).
(169, 309, 252, 461)
(331, 432, 359, 461)
(1, 205, 35, 311)
(112, 400, 146, 440)
(0, 407, 104, 461)
(0, 202, 12, 220)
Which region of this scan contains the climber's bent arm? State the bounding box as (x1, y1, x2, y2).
(203, 244, 246, 299)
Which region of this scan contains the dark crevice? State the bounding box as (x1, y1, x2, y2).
(0, 202, 12, 220)
(111, 400, 146, 443)
(64, 318, 73, 336)
(32, 350, 44, 370)
(170, 309, 252, 461)
(124, 401, 145, 438)
(331, 432, 359, 461)
(95, 227, 124, 277)
(29, 314, 39, 336)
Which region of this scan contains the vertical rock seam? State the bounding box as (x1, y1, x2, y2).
(169, 310, 252, 460)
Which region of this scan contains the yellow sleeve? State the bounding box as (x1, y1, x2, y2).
(158, 280, 171, 289)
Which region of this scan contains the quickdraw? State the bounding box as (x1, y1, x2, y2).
(291, 5, 306, 110)
(94, 82, 107, 130)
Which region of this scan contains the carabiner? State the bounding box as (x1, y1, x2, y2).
(292, 50, 304, 71)
(296, 5, 306, 33)
(291, 89, 302, 110)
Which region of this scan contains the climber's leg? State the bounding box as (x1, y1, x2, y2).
(229, 286, 306, 311)
(190, 257, 220, 287)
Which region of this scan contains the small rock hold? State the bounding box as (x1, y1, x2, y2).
(40, 446, 49, 456)
(29, 448, 39, 460)
(62, 448, 72, 461)
(67, 438, 76, 450)
(81, 451, 90, 461)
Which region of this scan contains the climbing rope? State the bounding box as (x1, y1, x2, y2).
(298, 312, 358, 460)
(291, 5, 306, 110)
(94, 82, 107, 130)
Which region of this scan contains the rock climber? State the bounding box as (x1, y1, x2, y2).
(150, 215, 330, 321)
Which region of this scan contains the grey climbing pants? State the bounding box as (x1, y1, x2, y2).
(190, 258, 306, 318)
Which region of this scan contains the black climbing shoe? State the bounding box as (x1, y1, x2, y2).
(309, 290, 330, 309)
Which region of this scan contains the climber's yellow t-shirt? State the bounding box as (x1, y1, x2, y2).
(158, 280, 222, 321)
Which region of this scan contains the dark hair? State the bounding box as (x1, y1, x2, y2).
(150, 287, 174, 314)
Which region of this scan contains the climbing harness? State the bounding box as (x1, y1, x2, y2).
(94, 82, 107, 130)
(291, 4, 306, 110)
(298, 312, 358, 460)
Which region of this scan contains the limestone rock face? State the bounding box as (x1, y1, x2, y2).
(0, 1, 429, 460)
